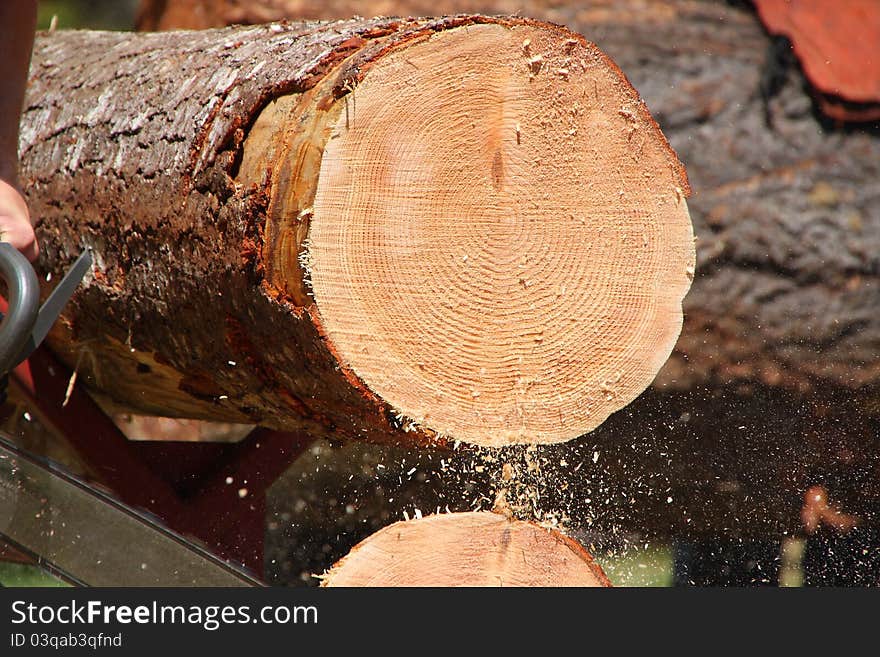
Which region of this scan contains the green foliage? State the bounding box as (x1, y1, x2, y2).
(38, 0, 138, 31)
(0, 562, 70, 587)
(597, 544, 675, 587)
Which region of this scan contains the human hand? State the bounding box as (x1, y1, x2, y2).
(0, 178, 37, 262)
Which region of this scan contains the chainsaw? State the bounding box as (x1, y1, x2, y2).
(0, 242, 92, 404)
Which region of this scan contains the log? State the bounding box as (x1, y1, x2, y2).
(24, 16, 693, 447)
(321, 511, 611, 586)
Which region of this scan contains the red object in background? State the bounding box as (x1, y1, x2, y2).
(754, 0, 880, 121)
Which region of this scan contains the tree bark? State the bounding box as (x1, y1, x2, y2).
(23, 16, 693, 447)
(26, 18, 423, 444)
(321, 511, 611, 586)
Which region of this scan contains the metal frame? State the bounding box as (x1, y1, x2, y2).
(1, 317, 316, 578)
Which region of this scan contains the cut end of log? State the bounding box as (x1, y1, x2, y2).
(303, 22, 694, 446)
(47, 16, 693, 447)
(321, 511, 611, 587)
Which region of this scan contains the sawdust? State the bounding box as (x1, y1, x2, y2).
(432, 427, 672, 564)
(439, 443, 587, 533)
(265, 410, 681, 585)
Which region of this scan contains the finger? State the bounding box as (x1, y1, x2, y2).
(0, 215, 38, 262)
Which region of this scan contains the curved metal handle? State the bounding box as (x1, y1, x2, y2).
(0, 242, 40, 374)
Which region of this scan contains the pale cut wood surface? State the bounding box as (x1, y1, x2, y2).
(322, 511, 611, 586)
(307, 23, 694, 446)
